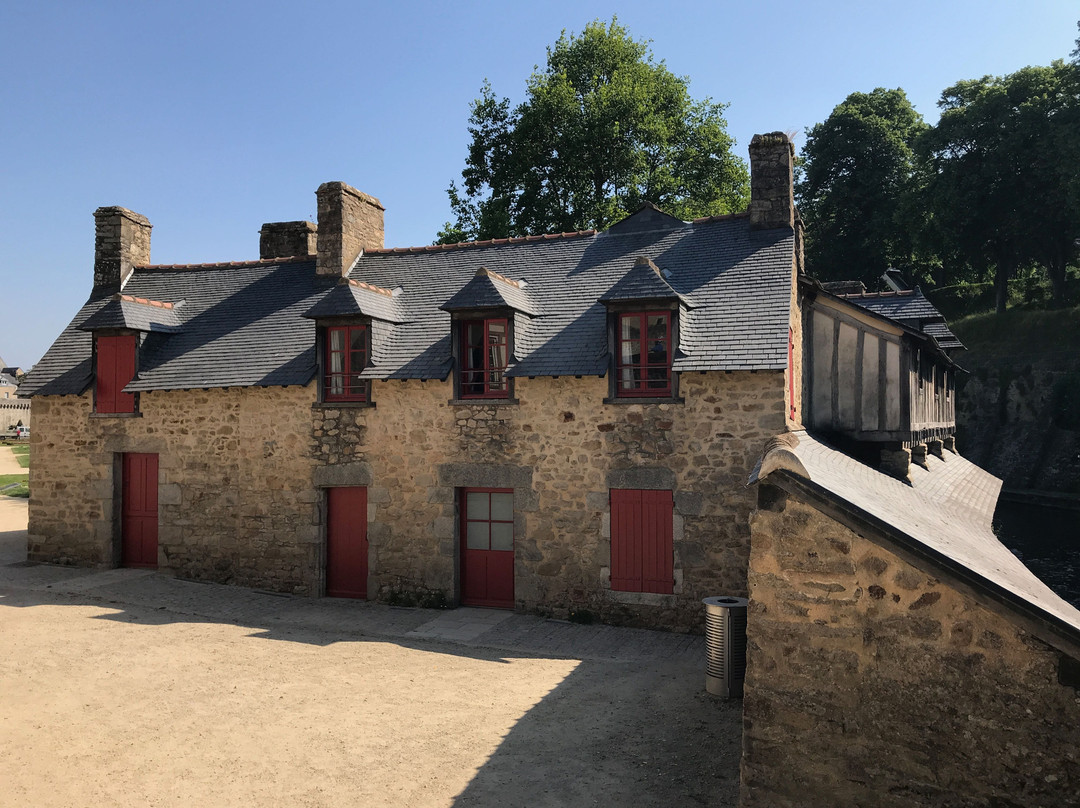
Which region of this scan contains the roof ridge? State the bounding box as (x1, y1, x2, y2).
(137, 256, 312, 270)
(840, 290, 915, 300)
(115, 294, 174, 310)
(345, 278, 395, 297)
(476, 266, 521, 288)
(691, 210, 750, 224)
(364, 229, 597, 255)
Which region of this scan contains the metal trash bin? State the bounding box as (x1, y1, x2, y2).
(703, 596, 748, 698)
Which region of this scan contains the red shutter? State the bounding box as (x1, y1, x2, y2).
(96, 335, 136, 413)
(611, 489, 673, 594)
(610, 489, 642, 591)
(641, 489, 674, 594)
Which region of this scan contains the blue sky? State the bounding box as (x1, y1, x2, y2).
(2, 0, 1076, 368)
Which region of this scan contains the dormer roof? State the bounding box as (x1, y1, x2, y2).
(440, 267, 539, 316)
(303, 278, 406, 323)
(77, 294, 184, 333)
(600, 256, 693, 307)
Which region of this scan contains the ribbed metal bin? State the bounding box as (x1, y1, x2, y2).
(703, 596, 748, 698)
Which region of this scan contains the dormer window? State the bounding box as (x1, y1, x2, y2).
(325, 324, 370, 402)
(95, 334, 137, 414)
(616, 311, 672, 398)
(461, 318, 509, 399)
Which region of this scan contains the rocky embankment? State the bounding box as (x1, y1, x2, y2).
(954, 310, 1080, 497)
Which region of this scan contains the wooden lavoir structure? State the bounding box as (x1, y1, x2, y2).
(801, 279, 957, 448)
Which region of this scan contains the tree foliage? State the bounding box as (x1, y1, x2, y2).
(920, 61, 1080, 311)
(437, 19, 748, 244)
(795, 88, 928, 288)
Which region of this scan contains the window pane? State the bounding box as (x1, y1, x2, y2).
(466, 492, 488, 520)
(621, 315, 640, 341)
(491, 492, 513, 521)
(646, 314, 667, 339)
(350, 328, 366, 352)
(329, 329, 345, 352)
(487, 320, 506, 342)
(621, 341, 640, 366)
(465, 321, 483, 347)
(489, 343, 507, 371)
(466, 521, 489, 550)
(490, 522, 513, 551)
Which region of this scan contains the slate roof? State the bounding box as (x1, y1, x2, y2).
(751, 430, 1080, 654)
(302, 279, 407, 323)
(78, 294, 185, 333)
(599, 256, 692, 307)
(355, 209, 795, 379)
(21, 207, 797, 396)
(840, 287, 963, 350)
(440, 268, 540, 316)
(21, 259, 322, 396)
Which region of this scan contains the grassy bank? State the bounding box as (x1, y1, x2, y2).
(951, 304, 1080, 365)
(0, 474, 28, 498)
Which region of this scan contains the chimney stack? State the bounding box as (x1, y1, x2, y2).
(260, 221, 317, 260)
(748, 132, 795, 231)
(93, 206, 152, 296)
(316, 182, 385, 279)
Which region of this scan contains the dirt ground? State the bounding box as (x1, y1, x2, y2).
(0, 499, 742, 807)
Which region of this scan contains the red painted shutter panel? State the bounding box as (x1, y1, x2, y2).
(611, 489, 642, 592)
(641, 490, 674, 594)
(611, 489, 673, 594)
(96, 335, 136, 413)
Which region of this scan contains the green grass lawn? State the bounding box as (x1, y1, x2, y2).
(952, 304, 1080, 365)
(10, 444, 29, 468)
(0, 474, 29, 498)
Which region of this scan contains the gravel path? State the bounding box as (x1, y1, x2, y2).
(0, 500, 742, 807)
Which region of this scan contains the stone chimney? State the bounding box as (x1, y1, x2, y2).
(748, 132, 795, 231)
(93, 206, 152, 296)
(316, 182, 385, 279)
(259, 221, 317, 260)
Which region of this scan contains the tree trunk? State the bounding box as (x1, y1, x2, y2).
(994, 258, 1012, 314)
(1048, 255, 1067, 308)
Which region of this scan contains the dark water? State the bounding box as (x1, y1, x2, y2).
(993, 499, 1080, 608)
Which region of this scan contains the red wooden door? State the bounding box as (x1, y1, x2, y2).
(610, 489, 673, 594)
(326, 487, 368, 598)
(121, 453, 158, 568)
(461, 488, 514, 608)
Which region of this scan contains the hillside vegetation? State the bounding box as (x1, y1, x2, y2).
(951, 305, 1080, 495)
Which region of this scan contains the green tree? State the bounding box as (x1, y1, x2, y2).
(795, 88, 929, 288)
(437, 19, 749, 243)
(920, 62, 1080, 311)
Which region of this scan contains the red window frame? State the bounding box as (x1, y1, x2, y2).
(615, 311, 672, 397)
(610, 488, 674, 594)
(460, 317, 509, 399)
(95, 334, 137, 414)
(324, 325, 369, 402)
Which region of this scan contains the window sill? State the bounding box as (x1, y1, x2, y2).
(449, 398, 519, 406)
(603, 396, 684, 405)
(313, 401, 376, 410)
(90, 412, 141, 418)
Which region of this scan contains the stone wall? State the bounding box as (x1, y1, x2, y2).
(28, 386, 319, 592)
(314, 370, 786, 629)
(29, 368, 785, 629)
(741, 490, 1080, 807)
(0, 399, 30, 431)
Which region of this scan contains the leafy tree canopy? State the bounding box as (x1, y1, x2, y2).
(436, 19, 749, 244)
(795, 88, 928, 289)
(919, 60, 1080, 310)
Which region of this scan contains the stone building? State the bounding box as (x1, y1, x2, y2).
(21, 134, 805, 630)
(20, 127, 1080, 801)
